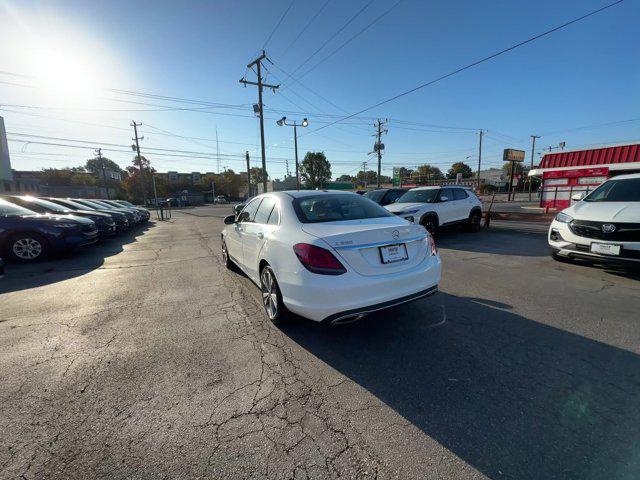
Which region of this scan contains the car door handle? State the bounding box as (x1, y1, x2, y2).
(257, 232, 264, 239)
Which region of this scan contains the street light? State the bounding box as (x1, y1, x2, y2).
(276, 116, 309, 190)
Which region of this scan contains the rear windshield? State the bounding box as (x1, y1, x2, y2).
(292, 194, 393, 223)
(584, 178, 640, 202)
(363, 190, 385, 202)
(396, 189, 439, 203)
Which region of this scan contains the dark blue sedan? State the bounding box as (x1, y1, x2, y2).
(0, 199, 98, 262)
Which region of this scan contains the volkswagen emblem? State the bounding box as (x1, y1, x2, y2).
(392, 230, 400, 240)
(602, 224, 616, 233)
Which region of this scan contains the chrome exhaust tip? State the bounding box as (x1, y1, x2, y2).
(331, 313, 367, 326)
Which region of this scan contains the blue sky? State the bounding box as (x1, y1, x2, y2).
(0, 0, 638, 180)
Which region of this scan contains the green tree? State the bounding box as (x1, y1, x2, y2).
(41, 168, 96, 186)
(123, 156, 155, 203)
(301, 152, 331, 189)
(413, 164, 444, 183)
(336, 174, 355, 182)
(447, 162, 473, 179)
(250, 167, 268, 185)
(502, 161, 524, 178)
(85, 157, 122, 176)
(219, 169, 242, 197)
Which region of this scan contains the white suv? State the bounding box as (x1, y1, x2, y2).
(549, 173, 640, 265)
(385, 186, 483, 234)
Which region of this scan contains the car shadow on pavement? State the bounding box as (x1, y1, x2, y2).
(0, 223, 154, 294)
(436, 228, 549, 257)
(284, 292, 640, 479)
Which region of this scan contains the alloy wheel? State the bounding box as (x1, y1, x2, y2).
(13, 238, 43, 260)
(260, 268, 278, 320)
(423, 218, 436, 234)
(471, 213, 481, 230)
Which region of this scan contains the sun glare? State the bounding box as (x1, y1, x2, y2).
(31, 48, 99, 102)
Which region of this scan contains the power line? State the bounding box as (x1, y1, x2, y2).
(298, 0, 403, 79)
(263, 0, 296, 50)
(288, 0, 375, 78)
(279, 0, 333, 58)
(309, 0, 626, 134)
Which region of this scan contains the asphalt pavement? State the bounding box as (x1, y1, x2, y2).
(2, 205, 640, 479)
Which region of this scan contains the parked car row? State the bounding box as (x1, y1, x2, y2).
(221, 186, 485, 326)
(0, 195, 150, 263)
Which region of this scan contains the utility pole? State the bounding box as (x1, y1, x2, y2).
(476, 130, 484, 191)
(372, 119, 388, 188)
(152, 175, 159, 207)
(131, 121, 146, 205)
(245, 151, 251, 199)
(240, 50, 279, 194)
(528, 135, 540, 201)
(95, 147, 110, 199)
(216, 127, 220, 174)
(361, 161, 368, 188)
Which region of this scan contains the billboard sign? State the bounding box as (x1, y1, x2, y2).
(503, 149, 526, 162)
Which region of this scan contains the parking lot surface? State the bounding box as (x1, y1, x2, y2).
(2, 205, 640, 479)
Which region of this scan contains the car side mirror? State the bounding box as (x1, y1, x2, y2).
(439, 195, 449, 202)
(223, 215, 236, 225)
(571, 192, 585, 201)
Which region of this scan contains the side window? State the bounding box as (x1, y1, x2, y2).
(453, 188, 468, 200)
(267, 205, 280, 225)
(439, 188, 453, 202)
(385, 190, 405, 205)
(239, 198, 262, 223)
(254, 197, 275, 224)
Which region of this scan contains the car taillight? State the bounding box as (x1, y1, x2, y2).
(293, 243, 346, 275)
(428, 235, 437, 256)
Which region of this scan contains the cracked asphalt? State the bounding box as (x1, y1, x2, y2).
(2, 205, 640, 480)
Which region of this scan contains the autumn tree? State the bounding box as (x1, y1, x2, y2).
(447, 162, 473, 179)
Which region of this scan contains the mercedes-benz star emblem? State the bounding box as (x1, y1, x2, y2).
(602, 224, 616, 233)
(392, 230, 400, 240)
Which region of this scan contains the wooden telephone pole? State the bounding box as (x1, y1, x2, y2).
(239, 51, 279, 194)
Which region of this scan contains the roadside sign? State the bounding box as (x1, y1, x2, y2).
(503, 149, 526, 162)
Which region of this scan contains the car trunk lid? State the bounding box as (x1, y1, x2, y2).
(301, 218, 429, 276)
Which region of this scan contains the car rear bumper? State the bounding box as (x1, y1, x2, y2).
(322, 285, 438, 324)
(549, 220, 640, 264)
(278, 254, 442, 322)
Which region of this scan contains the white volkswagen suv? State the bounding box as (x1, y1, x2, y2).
(549, 173, 640, 265)
(385, 186, 483, 234)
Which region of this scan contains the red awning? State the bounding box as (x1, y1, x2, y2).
(539, 144, 640, 169)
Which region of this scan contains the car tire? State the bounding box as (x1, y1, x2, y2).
(260, 265, 289, 327)
(221, 238, 232, 269)
(7, 233, 49, 263)
(466, 210, 482, 232)
(420, 215, 438, 236)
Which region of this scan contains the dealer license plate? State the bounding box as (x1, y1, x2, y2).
(590, 243, 621, 256)
(379, 243, 408, 264)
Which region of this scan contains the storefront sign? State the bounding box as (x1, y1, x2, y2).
(543, 167, 610, 179)
(503, 149, 526, 162)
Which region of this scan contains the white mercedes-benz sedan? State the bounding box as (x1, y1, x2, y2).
(221, 191, 441, 325)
